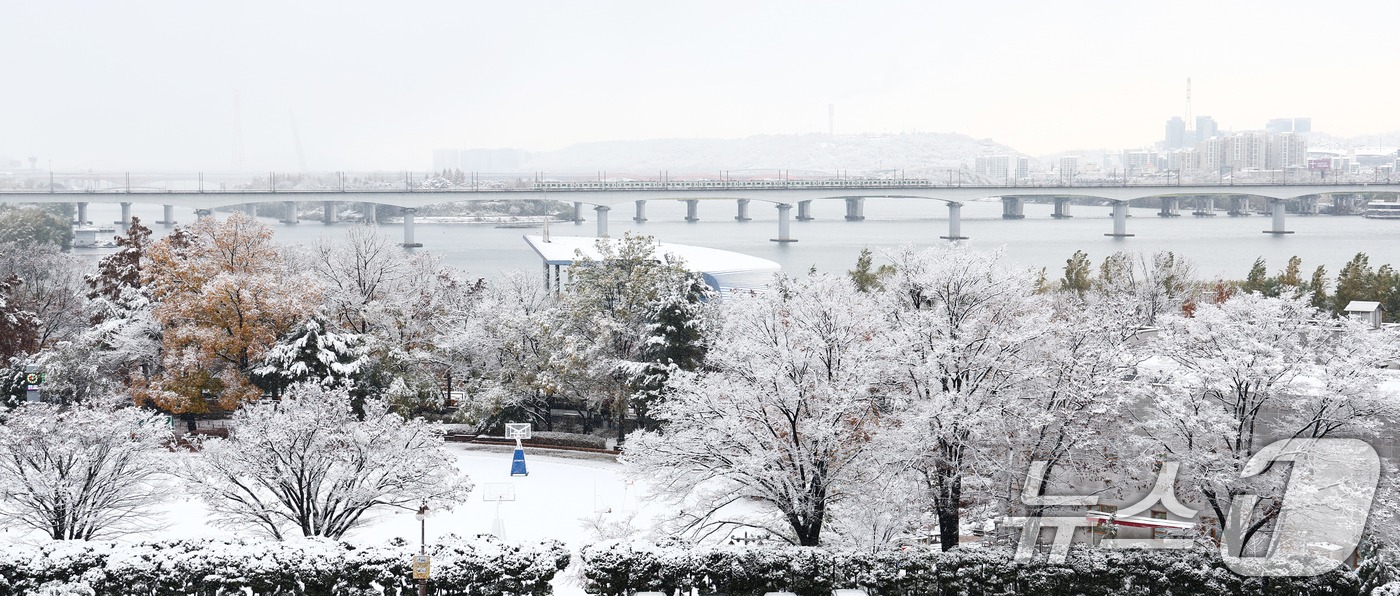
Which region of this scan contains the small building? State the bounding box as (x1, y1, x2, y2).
(523, 234, 781, 299)
(1344, 301, 1385, 329)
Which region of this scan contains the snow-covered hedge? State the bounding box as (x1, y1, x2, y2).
(0, 534, 570, 596)
(580, 541, 1362, 596)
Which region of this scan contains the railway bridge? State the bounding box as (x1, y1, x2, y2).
(2, 179, 1396, 247)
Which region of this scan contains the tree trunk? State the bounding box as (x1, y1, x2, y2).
(934, 459, 963, 551)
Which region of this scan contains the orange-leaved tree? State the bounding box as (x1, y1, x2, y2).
(139, 213, 321, 412)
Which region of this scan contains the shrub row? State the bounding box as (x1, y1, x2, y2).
(0, 534, 570, 596)
(580, 540, 1362, 596)
(528, 431, 608, 450)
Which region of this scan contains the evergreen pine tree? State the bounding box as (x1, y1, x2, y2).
(252, 315, 368, 398)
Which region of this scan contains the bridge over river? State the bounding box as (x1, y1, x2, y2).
(2, 179, 1396, 247)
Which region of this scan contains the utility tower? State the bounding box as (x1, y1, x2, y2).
(232, 90, 246, 170)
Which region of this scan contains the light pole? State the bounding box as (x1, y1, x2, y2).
(416, 504, 429, 596)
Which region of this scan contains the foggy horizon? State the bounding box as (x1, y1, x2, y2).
(6, 1, 1400, 172)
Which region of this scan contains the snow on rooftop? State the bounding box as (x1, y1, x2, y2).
(1345, 301, 1383, 312)
(524, 235, 781, 296)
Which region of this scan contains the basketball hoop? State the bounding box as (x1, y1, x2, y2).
(482, 483, 515, 540)
(505, 424, 531, 476)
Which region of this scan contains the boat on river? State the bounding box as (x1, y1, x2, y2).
(1364, 202, 1400, 219)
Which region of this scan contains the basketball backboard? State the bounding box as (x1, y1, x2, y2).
(505, 423, 531, 440)
(483, 483, 516, 502)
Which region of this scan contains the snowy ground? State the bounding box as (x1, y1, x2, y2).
(0, 444, 662, 595)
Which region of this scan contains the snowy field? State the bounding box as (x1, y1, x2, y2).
(0, 443, 660, 595)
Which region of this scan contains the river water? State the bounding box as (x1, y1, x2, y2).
(71, 199, 1400, 282)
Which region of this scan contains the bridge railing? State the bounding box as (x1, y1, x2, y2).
(2, 172, 1399, 194)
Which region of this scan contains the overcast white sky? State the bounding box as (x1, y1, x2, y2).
(3, 1, 1398, 171)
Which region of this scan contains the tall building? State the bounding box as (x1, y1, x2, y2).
(1228, 132, 1268, 171)
(1059, 155, 1081, 179)
(1266, 118, 1294, 134)
(987, 155, 1012, 181)
(1293, 118, 1312, 133)
(1195, 116, 1219, 144)
(974, 156, 989, 176)
(1197, 137, 1228, 173)
(1169, 148, 1200, 173)
(1123, 150, 1156, 174)
(1016, 156, 1030, 180)
(1165, 117, 1186, 149)
(1268, 132, 1308, 169)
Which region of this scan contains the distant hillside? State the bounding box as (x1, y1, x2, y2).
(1305, 131, 1400, 151)
(520, 133, 1024, 176)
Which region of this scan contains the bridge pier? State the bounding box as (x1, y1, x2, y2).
(796, 200, 814, 221)
(1052, 197, 1073, 219)
(242, 203, 256, 217)
(157, 204, 176, 225)
(195, 208, 214, 220)
(282, 201, 298, 224)
(573, 202, 585, 223)
(595, 205, 610, 237)
(1334, 194, 1359, 215)
(771, 204, 796, 242)
(940, 203, 968, 240)
(1264, 199, 1293, 234)
(735, 199, 751, 221)
(363, 203, 376, 223)
(1228, 196, 1251, 216)
(633, 200, 647, 222)
(1105, 201, 1134, 237)
(1193, 196, 1216, 216)
(1299, 196, 1319, 215)
(1158, 197, 1180, 217)
(1001, 197, 1024, 219)
(75, 202, 88, 225)
(323, 201, 338, 224)
(844, 198, 865, 221)
(684, 199, 699, 222)
(116, 202, 132, 226)
(402, 208, 422, 247)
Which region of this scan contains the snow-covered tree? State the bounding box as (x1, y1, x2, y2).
(558, 233, 714, 439)
(456, 269, 563, 430)
(251, 315, 368, 397)
(0, 273, 39, 364)
(142, 214, 321, 412)
(310, 224, 413, 337)
(1094, 250, 1196, 326)
(0, 401, 171, 539)
(0, 206, 74, 251)
(626, 274, 892, 546)
(180, 383, 473, 540)
(309, 224, 481, 415)
(1129, 292, 1398, 550)
(878, 244, 1053, 551)
(85, 218, 150, 306)
(0, 241, 90, 351)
